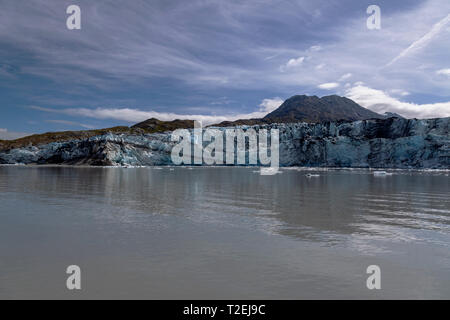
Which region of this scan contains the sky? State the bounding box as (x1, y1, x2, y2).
(0, 0, 449, 139)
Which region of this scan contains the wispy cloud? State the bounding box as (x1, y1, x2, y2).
(280, 56, 305, 72)
(315, 63, 325, 70)
(346, 85, 450, 119)
(385, 13, 450, 67)
(390, 89, 410, 96)
(31, 97, 284, 125)
(45, 120, 95, 129)
(309, 45, 322, 52)
(436, 68, 450, 76)
(0, 0, 330, 91)
(318, 82, 339, 90)
(4, 0, 445, 95)
(338, 73, 352, 82)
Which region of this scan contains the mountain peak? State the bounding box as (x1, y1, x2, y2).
(262, 94, 383, 123)
(131, 118, 194, 133)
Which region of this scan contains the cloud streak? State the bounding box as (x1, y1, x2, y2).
(45, 120, 96, 129)
(386, 13, 450, 67)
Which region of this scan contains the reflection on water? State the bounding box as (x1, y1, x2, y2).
(2, 166, 448, 246)
(0, 166, 449, 299)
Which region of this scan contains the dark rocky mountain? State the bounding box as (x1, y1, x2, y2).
(264, 95, 383, 123)
(209, 118, 270, 127)
(213, 95, 383, 127)
(132, 118, 194, 132)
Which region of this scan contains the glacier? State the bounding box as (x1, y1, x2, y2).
(0, 117, 449, 168)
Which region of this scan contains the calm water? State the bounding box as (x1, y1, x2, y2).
(0, 166, 449, 299)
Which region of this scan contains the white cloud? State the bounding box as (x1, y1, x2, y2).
(32, 106, 226, 125)
(0, 128, 7, 132)
(287, 57, 305, 67)
(346, 85, 450, 119)
(436, 68, 450, 76)
(390, 89, 410, 96)
(338, 73, 352, 81)
(386, 13, 450, 67)
(258, 98, 283, 113)
(309, 45, 322, 52)
(315, 63, 325, 70)
(318, 82, 339, 90)
(31, 97, 285, 125)
(271, 2, 450, 99)
(280, 56, 305, 71)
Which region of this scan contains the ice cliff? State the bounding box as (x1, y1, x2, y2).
(0, 117, 448, 168)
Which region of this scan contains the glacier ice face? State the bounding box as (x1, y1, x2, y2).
(0, 117, 449, 168)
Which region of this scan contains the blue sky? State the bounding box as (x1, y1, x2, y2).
(0, 0, 449, 139)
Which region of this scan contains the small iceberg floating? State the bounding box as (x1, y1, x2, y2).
(306, 173, 320, 178)
(259, 167, 281, 176)
(373, 171, 392, 176)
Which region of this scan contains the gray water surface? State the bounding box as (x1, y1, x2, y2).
(0, 166, 449, 299)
